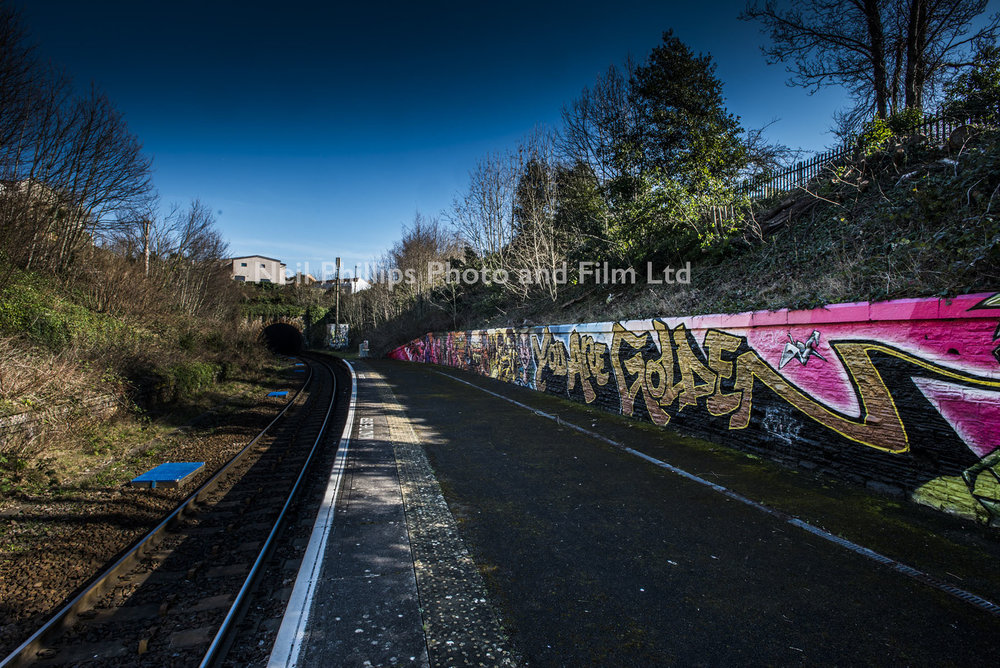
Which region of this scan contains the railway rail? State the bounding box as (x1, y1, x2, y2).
(1, 353, 351, 667)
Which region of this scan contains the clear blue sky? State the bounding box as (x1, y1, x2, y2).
(11, 0, 873, 278)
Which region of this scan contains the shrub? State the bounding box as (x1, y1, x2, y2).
(152, 361, 220, 403)
(887, 107, 924, 135)
(178, 331, 196, 350)
(856, 109, 927, 157)
(0, 273, 128, 351)
(170, 361, 218, 398)
(204, 330, 226, 352)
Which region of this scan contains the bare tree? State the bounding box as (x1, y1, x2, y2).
(449, 150, 520, 273)
(165, 199, 227, 314)
(510, 131, 565, 300)
(0, 4, 36, 175)
(391, 212, 462, 302)
(742, 0, 1000, 125)
(0, 5, 153, 274)
(558, 58, 643, 189)
(54, 88, 155, 266)
(0, 6, 72, 279)
(1, 72, 153, 274)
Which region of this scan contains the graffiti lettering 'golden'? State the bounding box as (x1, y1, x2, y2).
(534, 323, 931, 454)
(567, 331, 610, 403)
(608, 322, 723, 425)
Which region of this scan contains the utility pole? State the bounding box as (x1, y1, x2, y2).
(335, 257, 341, 348)
(142, 219, 151, 276)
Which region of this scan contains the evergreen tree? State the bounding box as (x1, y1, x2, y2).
(944, 43, 1000, 123)
(631, 30, 747, 187)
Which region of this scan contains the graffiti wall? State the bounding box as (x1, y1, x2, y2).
(389, 293, 1000, 523)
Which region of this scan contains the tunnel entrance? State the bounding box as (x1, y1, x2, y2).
(263, 322, 304, 354)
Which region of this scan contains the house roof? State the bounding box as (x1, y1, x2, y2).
(230, 255, 285, 264)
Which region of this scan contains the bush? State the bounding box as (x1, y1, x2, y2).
(856, 108, 926, 157)
(152, 361, 220, 403)
(0, 274, 126, 351)
(178, 331, 196, 350)
(170, 361, 218, 398)
(203, 330, 226, 352)
(888, 108, 924, 135)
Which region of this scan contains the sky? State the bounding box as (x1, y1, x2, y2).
(10, 0, 867, 278)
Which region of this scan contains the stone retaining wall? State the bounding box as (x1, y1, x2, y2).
(0, 395, 119, 453)
(389, 293, 1000, 523)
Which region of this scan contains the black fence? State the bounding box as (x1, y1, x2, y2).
(734, 112, 976, 202)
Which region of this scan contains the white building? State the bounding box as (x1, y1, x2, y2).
(230, 255, 287, 284)
(318, 277, 371, 294)
(340, 277, 371, 294)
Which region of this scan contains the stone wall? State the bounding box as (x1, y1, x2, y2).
(389, 293, 1000, 523)
(0, 395, 119, 455)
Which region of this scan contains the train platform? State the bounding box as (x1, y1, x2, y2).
(269, 357, 1000, 666)
(267, 361, 517, 668)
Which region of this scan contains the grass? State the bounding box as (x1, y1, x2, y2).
(0, 273, 137, 351)
(0, 359, 290, 501)
(0, 262, 281, 497)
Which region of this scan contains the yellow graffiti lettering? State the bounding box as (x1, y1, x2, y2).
(531, 328, 569, 389)
(729, 344, 912, 452)
(611, 323, 651, 420)
(568, 331, 611, 403)
(703, 329, 743, 416)
(666, 323, 717, 411)
(608, 322, 671, 425)
(530, 328, 552, 392)
(612, 323, 914, 452)
(650, 321, 681, 407)
(611, 321, 720, 424)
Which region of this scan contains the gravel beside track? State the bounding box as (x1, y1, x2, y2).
(221, 355, 353, 667)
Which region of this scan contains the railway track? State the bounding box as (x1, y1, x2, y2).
(1, 354, 351, 668)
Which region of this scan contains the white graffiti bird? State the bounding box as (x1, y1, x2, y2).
(779, 330, 827, 369)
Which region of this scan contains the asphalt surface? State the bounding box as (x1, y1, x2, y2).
(291, 367, 428, 667)
(366, 358, 1000, 667)
(275, 361, 516, 668)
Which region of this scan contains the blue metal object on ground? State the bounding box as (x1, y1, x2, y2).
(130, 462, 205, 489)
(268, 391, 289, 397)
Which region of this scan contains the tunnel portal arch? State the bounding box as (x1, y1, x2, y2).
(247, 314, 306, 355)
(261, 322, 304, 354)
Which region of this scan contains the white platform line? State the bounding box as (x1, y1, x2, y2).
(268, 360, 358, 668)
(432, 369, 1000, 618)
